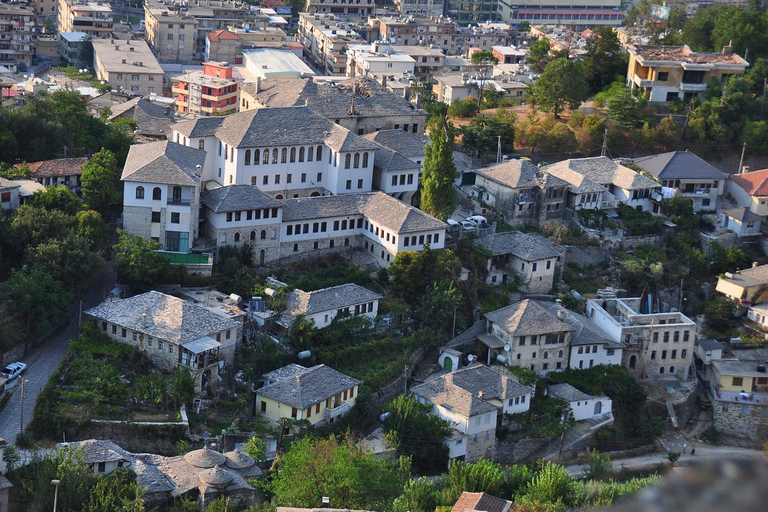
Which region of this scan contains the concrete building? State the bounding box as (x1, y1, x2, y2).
(586, 297, 696, 380)
(57, 0, 112, 37)
(497, 0, 625, 28)
(242, 48, 315, 80)
(278, 283, 382, 330)
(0, 4, 35, 70)
(346, 42, 416, 80)
(627, 44, 749, 103)
(708, 359, 768, 441)
(59, 31, 88, 65)
(173, 61, 240, 116)
(30, 0, 58, 25)
(728, 168, 768, 220)
(0, 178, 20, 210)
(298, 12, 365, 75)
(256, 364, 361, 430)
(412, 364, 533, 462)
(204, 29, 242, 63)
(144, 6, 199, 63)
(716, 263, 768, 306)
(393, 45, 445, 79)
(303, 0, 375, 17)
(548, 383, 613, 422)
(394, 0, 445, 17)
(718, 207, 762, 238)
(92, 39, 164, 96)
(444, 0, 497, 25)
(85, 291, 243, 392)
(492, 45, 525, 64)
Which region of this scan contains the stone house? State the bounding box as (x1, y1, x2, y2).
(548, 383, 613, 423)
(23, 157, 88, 190)
(708, 359, 768, 441)
(473, 231, 564, 293)
(85, 291, 243, 392)
(107, 97, 176, 140)
(277, 283, 382, 331)
(482, 300, 573, 374)
(586, 297, 696, 380)
(411, 364, 533, 463)
(256, 364, 361, 431)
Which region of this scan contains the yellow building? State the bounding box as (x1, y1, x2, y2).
(716, 264, 768, 306)
(729, 168, 768, 219)
(144, 7, 199, 63)
(256, 364, 361, 431)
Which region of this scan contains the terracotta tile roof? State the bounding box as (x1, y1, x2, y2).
(208, 29, 241, 42)
(630, 45, 748, 65)
(23, 157, 88, 178)
(731, 169, 768, 197)
(451, 492, 513, 512)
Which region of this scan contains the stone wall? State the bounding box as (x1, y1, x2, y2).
(123, 205, 154, 240)
(465, 428, 496, 463)
(712, 399, 768, 446)
(562, 246, 610, 268)
(67, 420, 188, 456)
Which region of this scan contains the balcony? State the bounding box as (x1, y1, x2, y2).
(679, 188, 713, 197)
(601, 199, 619, 209)
(679, 82, 707, 92)
(324, 401, 352, 420)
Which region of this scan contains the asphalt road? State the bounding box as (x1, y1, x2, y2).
(0, 264, 116, 443)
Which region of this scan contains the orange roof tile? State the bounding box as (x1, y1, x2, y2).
(207, 30, 240, 42)
(731, 169, 768, 197)
(22, 157, 88, 178)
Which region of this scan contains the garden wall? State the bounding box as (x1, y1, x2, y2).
(65, 420, 188, 456)
(562, 246, 610, 268)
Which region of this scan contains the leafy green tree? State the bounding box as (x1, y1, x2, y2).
(582, 27, 627, 93)
(459, 115, 515, 157)
(529, 58, 589, 118)
(607, 87, 648, 129)
(27, 185, 83, 215)
(447, 98, 480, 118)
(666, 451, 681, 464)
(25, 235, 104, 294)
(169, 367, 196, 409)
(471, 50, 500, 106)
(415, 281, 462, 335)
(75, 210, 110, 252)
(389, 250, 427, 300)
(682, 5, 768, 61)
(705, 296, 737, 332)
(81, 148, 123, 221)
(392, 477, 439, 512)
(2, 445, 20, 473)
(421, 117, 457, 221)
(527, 37, 552, 72)
(383, 395, 451, 473)
(84, 467, 145, 512)
(519, 462, 579, 509)
(0, 162, 30, 180)
(10, 205, 74, 249)
(443, 459, 505, 503)
(583, 452, 613, 481)
(243, 435, 267, 462)
(3, 265, 73, 334)
(114, 229, 171, 292)
(538, 123, 578, 155)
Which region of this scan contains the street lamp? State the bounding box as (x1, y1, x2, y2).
(51, 479, 60, 512)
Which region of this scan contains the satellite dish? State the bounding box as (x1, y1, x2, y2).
(504, 344, 511, 352)
(467, 354, 475, 362)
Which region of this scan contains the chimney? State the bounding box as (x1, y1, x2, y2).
(478, 390, 484, 398)
(141, 313, 147, 326)
(254, 76, 261, 93)
(723, 40, 733, 55)
(753, 261, 759, 269)
(557, 309, 565, 320)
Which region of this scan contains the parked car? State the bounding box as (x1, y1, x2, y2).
(446, 219, 460, 228)
(466, 215, 488, 226)
(1, 361, 26, 381)
(461, 221, 476, 231)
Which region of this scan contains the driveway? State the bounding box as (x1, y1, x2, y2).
(0, 264, 116, 443)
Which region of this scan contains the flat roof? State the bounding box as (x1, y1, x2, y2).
(60, 32, 89, 43)
(242, 48, 314, 77)
(713, 359, 768, 378)
(92, 40, 164, 75)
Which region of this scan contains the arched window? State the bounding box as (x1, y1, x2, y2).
(260, 230, 267, 240)
(330, 240, 335, 248)
(245, 149, 251, 165)
(307, 146, 314, 162)
(135, 186, 144, 199)
(558, 350, 563, 358)
(272, 148, 278, 164)
(629, 355, 637, 369)
(250, 231, 256, 241)
(254, 149, 260, 165)
(281, 148, 287, 163)
(310, 191, 321, 197)
(299, 147, 305, 162)
(234, 233, 240, 242)
(219, 141, 222, 155)
(345, 153, 351, 168)
(290, 147, 296, 162)
(670, 366, 676, 374)
(263, 149, 269, 164)
(316, 146, 322, 161)
(362, 152, 369, 167)
(152, 187, 162, 200)
(344, 238, 350, 246)
(222, 233, 228, 243)
(275, 194, 284, 200)
(230, 148, 234, 163)
(172, 186, 181, 203)
(543, 351, 549, 359)
(353, 153, 360, 168)
(198, 139, 205, 150)
(313, 241, 319, 249)
(659, 367, 665, 374)
(293, 243, 299, 252)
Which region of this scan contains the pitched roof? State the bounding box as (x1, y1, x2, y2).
(121, 141, 205, 186)
(474, 231, 563, 261)
(631, 151, 726, 180)
(543, 157, 659, 190)
(257, 364, 361, 409)
(247, 77, 426, 121)
(731, 168, 768, 197)
(371, 145, 420, 172)
(0, 177, 20, 190)
(62, 439, 134, 464)
(411, 373, 497, 417)
(448, 363, 532, 401)
(722, 207, 761, 224)
(535, 301, 621, 348)
(451, 492, 513, 512)
(543, 165, 606, 194)
(362, 129, 428, 158)
(201, 184, 282, 212)
(85, 291, 241, 345)
(484, 300, 574, 337)
(208, 29, 241, 42)
(281, 283, 382, 323)
(173, 117, 226, 138)
(23, 157, 88, 178)
(718, 264, 768, 288)
(548, 383, 598, 403)
(475, 159, 540, 189)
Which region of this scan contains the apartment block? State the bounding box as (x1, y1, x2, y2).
(394, 0, 445, 17)
(0, 4, 35, 69)
(298, 12, 365, 75)
(497, 0, 625, 28)
(173, 61, 239, 116)
(57, 0, 112, 37)
(92, 39, 164, 96)
(145, 6, 199, 63)
(303, 0, 375, 17)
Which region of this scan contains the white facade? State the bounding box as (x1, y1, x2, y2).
(568, 343, 623, 370)
(346, 43, 416, 79)
(568, 396, 612, 421)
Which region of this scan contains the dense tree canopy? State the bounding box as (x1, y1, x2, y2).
(582, 27, 628, 93)
(81, 148, 123, 221)
(529, 58, 589, 117)
(383, 395, 451, 472)
(421, 117, 457, 221)
(114, 230, 171, 292)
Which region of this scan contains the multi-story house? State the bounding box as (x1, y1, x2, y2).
(728, 168, 768, 220)
(627, 44, 748, 103)
(173, 61, 240, 116)
(92, 39, 165, 96)
(26, 156, 87, 190)
(444, 0, 497, 25)
(85, 290, 243, 392)
(394, 0, 445, 17)
(378, 15, 460, 55)
(411, 364, 533, 463)
(30, 0, 58, 25)
(304, 0, 376, 17)
(362, 130, 423, 203)
(586, 297, 697, 380)
(121, 140, 205, 254)
(346, 42, 416, 80)
(57, 0, 112, 37)
(482, 300, 573, 374)
(548, 383, 613, 422)
(0, 4, 35, 70)
(204, 29, 242, 63)
(362, 129, 426, 166)
(497, 0, 624, 28)
(59, 31, 89, 65)
(708, 359, 768, 441)
(298, 13, 365, 75)
(239, 77, 427, 136)
(144, 7, 199, 63)
(716, 263, 768, 307)
(473, 231, 564, 292)
(393, 45, 445, 79)
(278, 283, 382, 330)
(630, 151, 726, 212)
(256, 364, 362, 431)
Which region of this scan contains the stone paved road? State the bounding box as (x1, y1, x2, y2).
(0, 264, 116, 443)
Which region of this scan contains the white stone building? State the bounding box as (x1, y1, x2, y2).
(548, 383, 613, 422)
(277, 283, 382, 330)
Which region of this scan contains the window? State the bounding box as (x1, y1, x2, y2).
(317, 146, 322, 161)
(198, 139, 204, 150)
(152, 187, 162, 200)
(317, 172, 322, 182)
(663, 332, 669, 342)
(135, 186, 144, 199)
(263, 175, 268, 185)
(732, 377, 743, 386)
(651, 350, 656, 360)
(357, 179, 363, 189)
(362, 152, 368, 167)
(254, 149, 260, 164)
(653, 332, 659, 343)
(683, 331, 690, 342)
(171, 212, 180, 223)
(151, 211, 161, 223)
(272, 148, 278, 164)
(392, 175, 398, 187)
(345, 153, 351, 168)
(657, 71, 669, 81)
(261, 230, 267, 240)
(662, 350, 667, 360)
(245, 149, 251, 165)
(263, 149, 269, 164)
(353, 153, 360, 168)
(681, 349, 687, 359)
(290, 147, 296, 162)
(346, 180, 352, 190)
(275, 175, 280, 185)
(674, 330, 680, 342)
(299, 147, 305, 162)
(532, 262, 538, 272)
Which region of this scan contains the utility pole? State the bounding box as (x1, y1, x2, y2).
(600, 128, 608, 157)
(403, 365, 409, 395)
(19, 376, 27, 434)
(78, 300, 83, 326)
(678, 278, 684, 312)
(496, 135, 502, 164)
(738, 141, 747, 174)
(761, 78, 767, 119)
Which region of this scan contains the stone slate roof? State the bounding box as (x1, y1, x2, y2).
(108, 97, 175, 137)
(535, 302, 622, 348)
(720, 264, 768, 288)
(448, 363, 532, 401)
(362, 129, 428, 158)
(174, 117, 226, 138)
(475, 159, 540, 189)
(281, 192, 447, 234)
(548, 383, 600, 403)
(484, 299, 574, 337)
(263, 363, 307, 385)
(372, 145, 420, 172)
(451, 492, 513, 512)
(282, 283, 381, 323)
(474, 231, 563, 261)
(411, 374, 496, 418)
(24, 157, 88, 178)
(631, 151, 726, 180)
(249, 77, 426, 121)
(121, 141, 205, 186)
(202, 184, 282, 212)
(722, 207, 761, 223)
(62, 439, 134, 464)
(543, 157, 659, 190)
(257, 364, 361, 409)
(85, 291, 241, 345)
(544, 165, 606, 194)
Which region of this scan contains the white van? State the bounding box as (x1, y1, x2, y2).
(446, 219, 460, 227)
(466, 215, 488, 226)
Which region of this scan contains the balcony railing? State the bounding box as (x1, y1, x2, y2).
(324, 401, 352, 420)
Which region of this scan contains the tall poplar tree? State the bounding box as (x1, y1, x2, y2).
(421, 118, 457, 221)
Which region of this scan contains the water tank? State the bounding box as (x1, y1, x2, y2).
(496, 354, 508, 364)
(229, 293, 242, 303)
(298, 350, 312, 359)
(380, 412, 390, 422)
